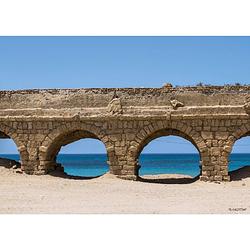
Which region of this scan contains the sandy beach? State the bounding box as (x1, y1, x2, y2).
(1, 166, 250, 214)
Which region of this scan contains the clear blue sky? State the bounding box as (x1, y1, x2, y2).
(0, 36, 250, 154)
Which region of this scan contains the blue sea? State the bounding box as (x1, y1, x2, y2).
(1, 153, 250, 177)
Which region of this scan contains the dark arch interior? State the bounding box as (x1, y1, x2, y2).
(47, 130, 109, 178)
(0, 131, 21, 169)
(137, 132, 201, 184)
(229, 135, 250, 181)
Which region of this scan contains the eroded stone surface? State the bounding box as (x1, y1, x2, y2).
(170, 99, 184, 109)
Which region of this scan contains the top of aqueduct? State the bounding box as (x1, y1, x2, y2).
(0, 85, 250, 119)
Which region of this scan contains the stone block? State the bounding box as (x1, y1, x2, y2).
(201, 131, 213, 139)
(220, 170, 228, 176)
(211, 147, 221, 156)
(214, 175, 222, 181)
(222, 175, 230, 181)
(223, 145, 231, 153)
(200, 176, 210, 181)
(115, 147, 127, 156)
(215, 131, 229, 140)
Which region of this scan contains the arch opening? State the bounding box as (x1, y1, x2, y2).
(43, 130, 109, 178)
(0, 131, 21, 170)
(228, 134, 250, 181)
(136, 129, 201, 184)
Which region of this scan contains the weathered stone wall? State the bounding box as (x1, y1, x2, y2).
(0, 86, 249, 110)
(1, 85, 250, 182)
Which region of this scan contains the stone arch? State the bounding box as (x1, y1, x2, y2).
(38, 122, 112, 173)
(126, 120, 207, 178)
(0, 122, 29, 169)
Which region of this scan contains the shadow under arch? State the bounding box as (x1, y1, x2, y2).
(0, 124, 28, 170)
(225, 127, 250, 181)
(133, 128, 203, 184)
(39, 127, 111, 178)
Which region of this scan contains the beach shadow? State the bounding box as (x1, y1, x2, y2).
(48, 168, 102, 180)
(0, 157, 21, 169)
(138, 175, 200, 184)
(49, 171, 102, 180)
(229, 166, 250, 181)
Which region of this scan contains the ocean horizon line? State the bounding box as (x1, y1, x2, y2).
(0, 152, 248, 155)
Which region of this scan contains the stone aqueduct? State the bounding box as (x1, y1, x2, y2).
(1, 85, 250, 182)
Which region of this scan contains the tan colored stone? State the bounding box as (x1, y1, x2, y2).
(1, 86, 250, 183)
(201, 131, 213, 139)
